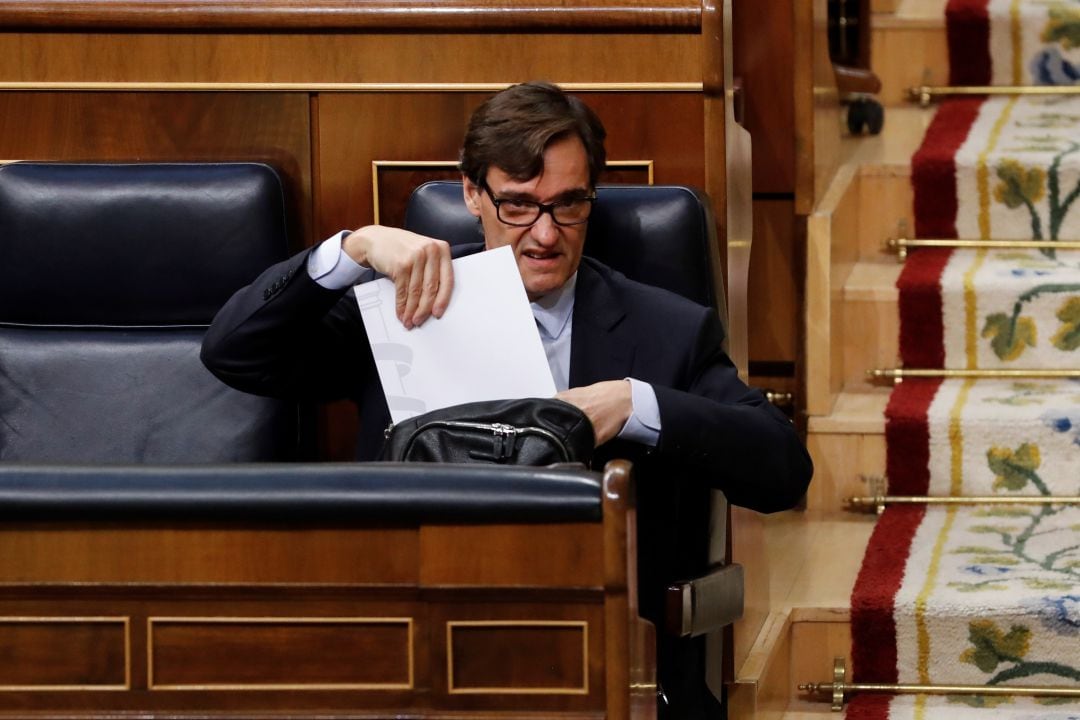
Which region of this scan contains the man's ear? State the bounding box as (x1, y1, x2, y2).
(462, 175, 482, 219)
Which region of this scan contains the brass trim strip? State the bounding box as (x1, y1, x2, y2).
(607, 159, 655, 185)
(0, 616, 130, 692)
(0, 82, 704, 93)
(908, 83, 1080, 107)
(869, 368, 1080, 382)
(446, 620, 589, 695)
(801, 657, 1080, 711)
(888, 236, 1080, 261)
(147, 616, 414, 691)
(371, 159, 654, 225)
(847, 494, 1080, 515)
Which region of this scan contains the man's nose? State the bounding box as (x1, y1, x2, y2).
(531, 211, 559, 245)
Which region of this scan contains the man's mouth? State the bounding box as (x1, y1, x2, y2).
(523, 250, 561, 261)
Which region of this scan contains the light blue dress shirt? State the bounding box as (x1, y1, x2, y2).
(308, 231, 661, 446)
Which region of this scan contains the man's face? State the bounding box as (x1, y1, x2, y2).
(463, 134, 591, 301)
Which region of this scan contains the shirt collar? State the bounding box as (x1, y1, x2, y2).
(530, 272, 577, 339)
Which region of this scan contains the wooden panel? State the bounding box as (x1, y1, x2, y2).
(805, 164, 860, 416)
(0, 33, 701, 84)
(794, 0, 843, 215)
(429, 601, 605, 713)
(749, 199, 797, 364)
(149, 618, 412, 689)
(420, 524, 603, 588)
(0, 527, 419, 584)
(0, 1, 701, 31)
(319, 92, 705, 237)
(732, 0, 795, 193)
(0, 91, 313, 247)
(447, 622, 587, 693)
(0, 618, 127, 688)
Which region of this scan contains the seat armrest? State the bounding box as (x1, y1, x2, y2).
(0, 463, 602, 524)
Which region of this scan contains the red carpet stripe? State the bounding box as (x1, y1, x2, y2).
(946, 0, 992, 85)
(911, 97, 983, 240)
(897, 248, 952, 369)
(845, 694, 894, 720)
(885, 378, 942, 496)
(850, 505, 927, 684)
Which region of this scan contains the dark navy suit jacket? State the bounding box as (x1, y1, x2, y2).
(201, 242, 811, 515)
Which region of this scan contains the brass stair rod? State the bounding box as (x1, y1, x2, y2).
(887, 237, 1080, 261)
(801, 658, 1080, 711)
(869, 368, 1080, 382)
(848, 494, 1080, 515)
(908, 84, 1080, 107)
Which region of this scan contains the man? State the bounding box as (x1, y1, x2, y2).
(202, 81, 811, 717)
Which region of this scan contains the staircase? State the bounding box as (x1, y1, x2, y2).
(760, 0, 1080, 717)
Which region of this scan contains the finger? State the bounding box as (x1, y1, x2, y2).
(402, 253, 425, 328)
(394, 272, 411, 328)
(412, 244, 441, 326)
(432, 242, 454, 318)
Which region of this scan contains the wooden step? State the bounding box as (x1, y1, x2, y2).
(841, 260, 901, 390)
(807, 391, 888, 511)
(871, 0, 947, 106)
(731, 511, 875, 719)
(807, 162, 910, 416)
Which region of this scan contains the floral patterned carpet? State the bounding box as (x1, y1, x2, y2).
(845, 1, 1080, 715)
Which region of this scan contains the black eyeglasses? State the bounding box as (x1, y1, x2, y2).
(482, 184, 596, 227)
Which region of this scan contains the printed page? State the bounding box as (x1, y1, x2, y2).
(355, 245, 557, 423)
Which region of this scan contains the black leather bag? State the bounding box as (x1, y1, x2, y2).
(380, 398, 595, 466)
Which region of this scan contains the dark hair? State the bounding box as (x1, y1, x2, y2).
(460, 81, 607, 189)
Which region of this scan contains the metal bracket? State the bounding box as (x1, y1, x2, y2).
(664, 563, 744, 638)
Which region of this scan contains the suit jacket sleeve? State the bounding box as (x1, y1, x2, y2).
(650, 307, 812, 513)
(200, 249, 376, 403)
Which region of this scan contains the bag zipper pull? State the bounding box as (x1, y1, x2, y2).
(492, 423, 518, 461)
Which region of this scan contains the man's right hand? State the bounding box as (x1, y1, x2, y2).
(343, 225, 454, 329)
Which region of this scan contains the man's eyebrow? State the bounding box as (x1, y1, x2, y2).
(498, 187, 592, 202)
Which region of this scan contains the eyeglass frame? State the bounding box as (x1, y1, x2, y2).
(480, 183, 597, 227)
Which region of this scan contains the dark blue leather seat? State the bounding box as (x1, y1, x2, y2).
(0, 162, 304, 462)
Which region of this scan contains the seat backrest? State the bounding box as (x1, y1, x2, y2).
(0, 162, 306, 462)
(404, 181, 728, 324)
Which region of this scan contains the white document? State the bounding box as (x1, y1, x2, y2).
(354, 245, 557, 423)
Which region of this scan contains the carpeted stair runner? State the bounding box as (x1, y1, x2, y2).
(844, 1, 1080, 715)
(883, 378, 1080, 498)
(913, 95, 1080, 242)
(898, 248, 1080, 370)
(948, 0, 1080, 86)
(853, 379, 1080, 690)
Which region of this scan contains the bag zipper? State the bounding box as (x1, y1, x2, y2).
(400, 420, 570, 462)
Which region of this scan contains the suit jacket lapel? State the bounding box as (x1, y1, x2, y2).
(569, 260, 635, 388)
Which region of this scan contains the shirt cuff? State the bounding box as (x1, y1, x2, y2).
(308, 230, 368, 289)
(617, 378, 661, 447)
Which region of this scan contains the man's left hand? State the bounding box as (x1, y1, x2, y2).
(555, 380, 632, 447)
